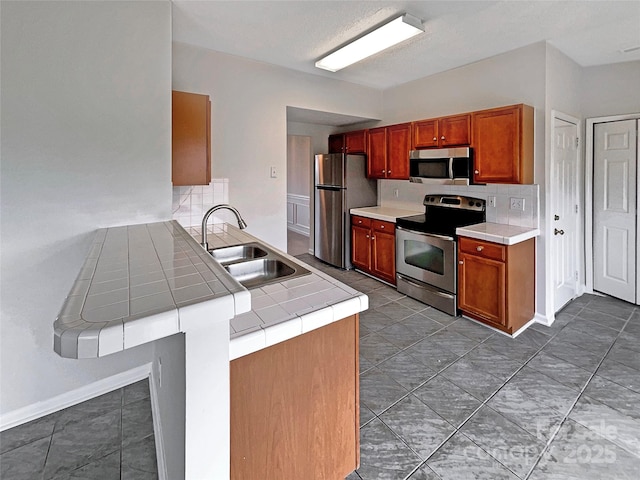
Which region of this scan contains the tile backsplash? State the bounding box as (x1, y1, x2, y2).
(380, 180, 539, 229)
(172, 179, 229, 227)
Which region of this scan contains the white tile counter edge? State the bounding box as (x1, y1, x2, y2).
(350, 205, 422, 223)
(456, 222, 540, 245)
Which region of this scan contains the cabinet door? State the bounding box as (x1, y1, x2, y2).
(386, 123, 411, 179)
(439, 114, 470, 147)
(472, 104, 533, 184)
(344, 130, 367, 154)
(172, 91, 211, 186)
(351, 225, 371, 271)
(328, 134, 344, 154)
(412, 119, 438, 148)
(371, 229, 396, 285)
(367, 127, 387, 179)
(458, 252, 506, 326)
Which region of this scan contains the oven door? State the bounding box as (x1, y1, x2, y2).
(396, 226, 457, 293)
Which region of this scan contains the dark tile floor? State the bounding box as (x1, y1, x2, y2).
(296, 254, 640, 480)
(3, 255, 639, 480)
(0, 380, 156, 480)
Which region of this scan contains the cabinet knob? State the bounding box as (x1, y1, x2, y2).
(441, 136, 445, 140)
(433, 137, 437, 141)
(388, 170, 391, 174)
(365, 234, 369, 239)
(358, 220, 362, 224)
(371, 236, 375, 240)
(381, 170, 385, 174)
(380, 225, 384, 229)
(459, 260, 464, 265)
(474, 170, 479, 175)
(476, 246, 484, 252)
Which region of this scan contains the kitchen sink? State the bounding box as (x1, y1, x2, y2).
(209, 243, 268, 264)
(208, 242, 311, 289)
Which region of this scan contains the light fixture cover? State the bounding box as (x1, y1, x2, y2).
(316, 14, 424, 72)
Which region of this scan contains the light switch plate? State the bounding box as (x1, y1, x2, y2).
(270, 166, 277, 178)
(488, 196, 496, 208)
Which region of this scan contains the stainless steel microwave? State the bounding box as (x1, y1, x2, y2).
(409, 147, 473, 185)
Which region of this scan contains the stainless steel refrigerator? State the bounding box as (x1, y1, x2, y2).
(314, 153, 377, 269)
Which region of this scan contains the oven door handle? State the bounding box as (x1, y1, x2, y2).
(396, 226, 455, 242)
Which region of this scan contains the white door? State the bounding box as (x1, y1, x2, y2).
(593, 119, 638, 304)
(552, 118, 579, 311)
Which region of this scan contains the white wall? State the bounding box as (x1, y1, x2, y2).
(581, 61, 640, 118)
(172, 42, 382, 251)
(381, 42, 550, 319)
(0, 1, 171, 416)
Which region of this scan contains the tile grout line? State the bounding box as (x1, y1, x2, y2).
(522, 306, 636, 479)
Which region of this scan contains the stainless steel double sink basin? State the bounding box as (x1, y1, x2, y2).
(208, 242, 311, 289)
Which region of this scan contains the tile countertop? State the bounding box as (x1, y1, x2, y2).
(185, 225, 369, 361)
(54, 221, 251, 359)
(456, 222, 540, 245)
(350, 205, 423, 223)
(55, 221, 369, 361)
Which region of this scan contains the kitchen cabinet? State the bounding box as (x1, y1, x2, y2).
(472, 104, 534, 184)
(351, 215, 396, 284)
(457, 236, 535, 335)
(172, 90, 211, 186)
(367, 123, 411, 180)
(413, 114, 471, 149)
(328, 130, 367, 154)
(230, 314, 359, 479)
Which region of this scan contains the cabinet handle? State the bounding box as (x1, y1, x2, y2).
(476, 246, 484, 252)
(474, 170, 479, 174)
(459, 260, 464, 265)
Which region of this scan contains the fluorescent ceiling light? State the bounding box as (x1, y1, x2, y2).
(315, 14, 424, 72)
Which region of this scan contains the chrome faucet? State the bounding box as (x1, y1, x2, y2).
(201, 204, 247, 250)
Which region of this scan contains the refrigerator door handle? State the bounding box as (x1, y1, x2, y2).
(316, 185, 342, 191)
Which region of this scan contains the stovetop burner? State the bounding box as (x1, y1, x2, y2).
(396, 195, 486, 237)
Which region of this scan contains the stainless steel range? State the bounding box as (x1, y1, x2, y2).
(396, 194, 486, 315)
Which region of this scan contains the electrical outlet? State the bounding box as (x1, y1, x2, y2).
(270, 166, 277, 178)
(394, 188, 399, 198)
(510, 197, 525, 211)
(488, 196, 496, 208)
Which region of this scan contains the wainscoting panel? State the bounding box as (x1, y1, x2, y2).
(287, 194, 310, 236)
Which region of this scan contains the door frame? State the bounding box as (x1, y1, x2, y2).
(548, 111, 582, 313)
(585, 113, 640, 295)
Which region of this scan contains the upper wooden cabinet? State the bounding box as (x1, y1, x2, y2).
(472, 104, 534, 184)
(172, 90, 211, 186)
(328, 130, 367, 154)
(367, 123, 411, 179)
(413, 114, 471, 149)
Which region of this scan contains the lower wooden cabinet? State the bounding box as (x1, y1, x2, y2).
(457, 236, 534, 335)
(230, 315, 359, 480)
(351, 215, 396, 285)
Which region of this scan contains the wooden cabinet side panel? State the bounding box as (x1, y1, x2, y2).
(172, 91, 210, 186)
(367, 128, 387, 178)
(505, 239, 536, 332)
(206, 98, 211, 184)
(386, 123, 411, 179)
(230, 315, 359, 480)
(520, 104, 535, 184)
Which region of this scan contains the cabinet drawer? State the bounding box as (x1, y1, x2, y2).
(459, 237, 505, 262)
(352, 215, 371, 228)
(372, 220, 394, 233)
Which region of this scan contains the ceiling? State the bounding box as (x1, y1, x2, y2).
(172, 1, 640, 125)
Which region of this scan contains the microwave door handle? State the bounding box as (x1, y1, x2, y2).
(449, 158, 454, 179)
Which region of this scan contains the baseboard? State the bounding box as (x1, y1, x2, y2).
(149, 366, 168, 480)
(533, 312, 552, 326)
(287, 224, 310, 237)
(0, 363, 152, 432)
